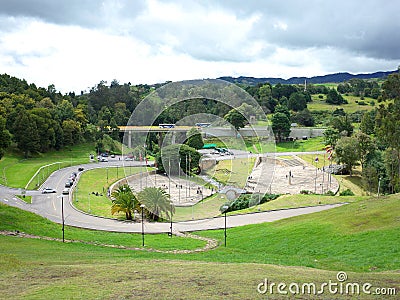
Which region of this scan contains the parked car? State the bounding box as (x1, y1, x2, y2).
(99, 157, 108, 162)
(110, 154, 115, 158)
(42, 188, 56, 194)
(62, 188, 70, 195)
(65, 180, 73, 188)
(78, 167, 84, 172)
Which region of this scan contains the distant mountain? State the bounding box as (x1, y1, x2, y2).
(218, 70, 397, 85)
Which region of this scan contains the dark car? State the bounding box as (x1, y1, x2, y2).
(78, 167, 84, 172)
(65, 181, 73, 188)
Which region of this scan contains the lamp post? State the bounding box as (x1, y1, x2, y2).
(140, 204, 145, 246)
(106, 167, 109, 183)
(61, 195, 65, 243)
(88, 193, 91, 213)
(378, 177, 382, 197)
(169, 200, 173, 237)
(222, 205, 229, 247)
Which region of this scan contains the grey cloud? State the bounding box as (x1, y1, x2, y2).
(0, 0, 146, 28)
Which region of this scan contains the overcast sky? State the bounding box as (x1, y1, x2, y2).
(0, 0, 399, 92)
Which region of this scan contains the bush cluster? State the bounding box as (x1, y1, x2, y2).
(220, 193, 280, 213)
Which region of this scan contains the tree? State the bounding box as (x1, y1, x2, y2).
(360, 110, 375, 135)
(0, 116, 11, 159)
(354, 131, 375, 169)
(271, 112, 291, 142)
(292, 108, 314, 126)
(155, 144, 201, 175)
(326, 89, 346, 105)
(323, 127, 340, 148)
(288, 92, 307, 112)
(138, 187, 174, 221)
(224, 108, 247, 131)
(111, 184, 138, 220)
(335, 136, 359, 175)
(330, 116, 354, 136)
(185, 127, 204, 150)
(12, 109, 40, 158)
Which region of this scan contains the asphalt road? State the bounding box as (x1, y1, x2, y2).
(0, 152, 343, 233)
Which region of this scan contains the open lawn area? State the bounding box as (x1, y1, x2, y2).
(0, 143, 96, 189)
(0, 194, 399, 299)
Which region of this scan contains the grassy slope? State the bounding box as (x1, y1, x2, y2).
(0, 195, 399, 299)
(74, 166, 145, 218)
(194, 195, 400, 272)
(0, 203, 205, 251)
(308, 94, 375, 113)
(0, 143, 96, 188)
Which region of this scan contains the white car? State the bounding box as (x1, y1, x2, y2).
(62, 188, 70, 195)
(42, 188, 56, 194)
(99, 157, 108, 162)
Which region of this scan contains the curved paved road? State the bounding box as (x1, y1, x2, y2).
(0, 153, 343, 233)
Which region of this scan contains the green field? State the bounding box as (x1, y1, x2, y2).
(0, 143, 96, 188)
(308, 94, 375, 113)
(0, 194, 399, 298)
(74, 166, 147, 218)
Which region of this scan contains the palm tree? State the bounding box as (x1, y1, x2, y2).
(138, 187, 175, 221)
(111, 184, 138, 220)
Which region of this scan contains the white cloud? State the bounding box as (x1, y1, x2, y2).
(0, 0, 399, 93)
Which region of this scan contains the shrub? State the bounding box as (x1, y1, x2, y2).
(220, 193, 280, 213)
(339, 189, 355, 196)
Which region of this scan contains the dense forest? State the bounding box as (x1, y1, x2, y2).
(0, 70, 399, 194)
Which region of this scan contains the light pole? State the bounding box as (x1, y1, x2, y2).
(106, 167, 109, 183)
(222, 205, 229, 247)
(169, 200, 173, 237)
(140, 204, 145, 246)
(61, 195, 65, 243)
(88, 193, 91, 213)
(378, 177, 382, 197)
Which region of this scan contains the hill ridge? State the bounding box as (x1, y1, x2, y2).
(218, 70, 397, 85)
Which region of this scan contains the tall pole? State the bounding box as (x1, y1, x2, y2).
(170, 201, 173, 237)
(141, 204, 145, 246)
(106, 167, 109, 183)
(188, 153, 191, 197)
(61, 196, 65, 243)
(224, 210, 227, 247)
(178, 160, 181, 204)
(88, 193, 91, 213)
(378, 177, 382, 197)
(222, 205, 229, 247)
(185, 155, 188, 201)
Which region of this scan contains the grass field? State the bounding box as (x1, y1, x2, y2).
(226, 193, 365, 215)
(204, 136, 326, 154)
(74, 166, 147, 219)
(0, 143, 96, 188)
(308, 94, 375, 113)
(0, 194, 399, 298)
(205, 157, 255, 187)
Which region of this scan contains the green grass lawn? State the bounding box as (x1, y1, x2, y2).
(0, 143, 96, 189)
(0, 194, 399, 298)
(227, 193, 366, 215)
(174, 193, 228, 221)
(194, 194, 400, 272)
(74, 166, 148, 219)
(205, 157, 255, 187)
(308, 94, 375, 113)
(0, 203, 205, 251)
